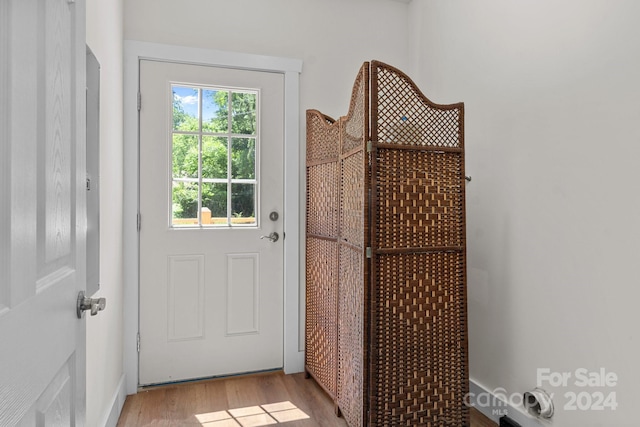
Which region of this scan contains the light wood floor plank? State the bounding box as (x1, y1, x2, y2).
(116, 371, 496, 426)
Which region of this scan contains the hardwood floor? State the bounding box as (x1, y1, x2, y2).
(117, 371, 497, 426)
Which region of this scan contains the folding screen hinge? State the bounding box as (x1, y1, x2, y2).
(366, 247, 372, 258)
(137, 333, 141, 353)
(137, 213, 142, 231)
(137, 91, 142, 111)
(366, 140, 373, 152)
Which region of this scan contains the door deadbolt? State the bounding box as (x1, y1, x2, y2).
(269, 211, 279, 221)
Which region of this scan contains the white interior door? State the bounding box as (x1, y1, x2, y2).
(0, 0, 87, 425)
(139, 60, 285, 385)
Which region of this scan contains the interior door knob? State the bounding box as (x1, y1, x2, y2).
(77, 291, 106, 318)
(260, 232, 279, 242)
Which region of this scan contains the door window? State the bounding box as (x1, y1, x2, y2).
(171, 85, 258, 227)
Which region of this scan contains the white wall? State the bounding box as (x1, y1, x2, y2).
(125, 0, 410, 116)
(124, 0, 410, 350)
(86, 1, 125, 426)
(410, 1, 640, 425)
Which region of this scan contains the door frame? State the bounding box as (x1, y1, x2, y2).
(123, 40, 303, 394)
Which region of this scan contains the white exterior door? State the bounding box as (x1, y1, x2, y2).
(138, 60, 285, 385)
(0, 0, 87, 425)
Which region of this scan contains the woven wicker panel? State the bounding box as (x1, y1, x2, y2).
(372, 61, 462, 148)
(307, 110, 340, 164)
(306, 107, 341, 397)
(305, 236, 339, 397)
(374, 148, 464, 250)
(340, 150, 366, 248)
(337, 244, 365, 427)
(307, 162, 339, 238)
(336, 61, 369, 427)
(370, 60, 468, 426)
(370, 251, 469, 426)
(342, 63, 368, 154)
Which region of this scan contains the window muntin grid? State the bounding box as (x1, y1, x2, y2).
(170, 84, 258, 227)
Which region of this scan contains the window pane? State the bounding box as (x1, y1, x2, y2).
(231, 138, 255, 179)
(231, 183, 255, 225)
(172, 86, 199, 131)
(172, 135, 199, 179)
(169, 85, 260, 229)
(202, 182, 228, 226)
(231, 92, 256, 135)
(202, 136, 228, 179)
(172, 181, 199, 226)
(202, 89, 228, 133)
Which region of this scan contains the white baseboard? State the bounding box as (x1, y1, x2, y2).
(469, 379, 550, 427)
(99, 374, 127, 427)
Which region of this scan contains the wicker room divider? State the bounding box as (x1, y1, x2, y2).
(305, 61, 469, 427)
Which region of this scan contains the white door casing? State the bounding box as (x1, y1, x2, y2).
(138, 60, 284, 385)
(0, 0, 87, 425)
(123, 42, 303, 393)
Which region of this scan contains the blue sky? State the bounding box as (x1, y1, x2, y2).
(172, 85, 220, 121)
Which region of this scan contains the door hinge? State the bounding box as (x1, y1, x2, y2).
(137, 91, 141, 111)
(137, 213, 142, 231)
(137, 333, 141, 353)
(366, 247, 372, 258)
(86, 176, 91, 191)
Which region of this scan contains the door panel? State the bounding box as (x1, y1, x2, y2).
(167, 254, 205, 341)
(139, 60, 284, 385)
(226, 253, 259, 335)
(0, 0, 86, 425)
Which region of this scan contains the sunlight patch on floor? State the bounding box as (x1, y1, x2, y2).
(195, 401, 310, 426)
